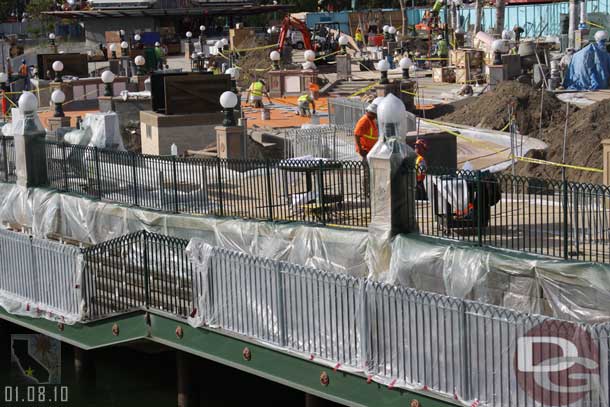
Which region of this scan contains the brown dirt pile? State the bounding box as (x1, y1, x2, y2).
(517, 99, 610, 184)
(441, 82, 567, 136)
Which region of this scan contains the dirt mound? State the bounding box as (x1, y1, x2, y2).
(516, 99, 610, 184)
(440, 82, 567, 136)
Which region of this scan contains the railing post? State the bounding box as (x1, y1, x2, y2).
(216, 157, 224, 216)
(61, 142, 68, 191)
(358, 279, 370, 372)
(332, 126, 338, 161)
(131, 151, 139, 207)
(460, 300, 471, 401)
(275, 264, 287, 347)
(172, 155, 179, 213)
(93, 147, 102, 199)
(476, 170, 483, 246)
(563, 177, 569, 259)
(265, 159, 273, 221)
(1, 136, 8, 182)
(317, 160, 326, 224)
(143, 231, 150, 309)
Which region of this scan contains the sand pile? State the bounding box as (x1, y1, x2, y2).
(517, 99, 610, 184)
(440, 82, 568, 136)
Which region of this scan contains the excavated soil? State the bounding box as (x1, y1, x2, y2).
(441, 82, 568, 136)
(518, 99, 610, 184)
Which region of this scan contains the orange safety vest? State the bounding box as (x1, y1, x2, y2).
(19, 64, 27, 77)
(416, 155, 427, 182)
(354, 115, 378, 153)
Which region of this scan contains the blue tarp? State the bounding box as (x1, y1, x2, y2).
(564, 43, 610, 90)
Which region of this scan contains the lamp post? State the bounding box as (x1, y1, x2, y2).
(52, 60, 64, 83)
(377, 59, 390, 84)
(48, 32, 56, 47)
(491, 39, 507, 65)
(186, 31, 193, 44)
(51, 89, 66, 117)
(270, 50, 280, 70)
(302, 49, 316, 70)
(399, 57, 412, 79)
(382, 25, 390, 40)
(220, 91, 238, 127)
(226, 67, 241, 115)
(119, 29, 125, 42)
(199, 25, 206, 48)
(120, 40, 129, 54)
(134, 55, 146, 75)
(109, 43, 117, 59)
(388, 26, 397, 42)
(338, 35, 349, 54)
(101, 70, 115, 97)
(134, 33, 141, 48)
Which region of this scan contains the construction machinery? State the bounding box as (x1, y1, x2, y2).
(277, 16, 340, 63)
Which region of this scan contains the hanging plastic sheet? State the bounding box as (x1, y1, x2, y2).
(564, 43, 610, 90)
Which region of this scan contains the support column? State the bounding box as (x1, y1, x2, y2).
(177, 351, 198, 407)
(304, 393, 327, 407)
(335, 54, 352, 81)
(73, 347, 96, 404)
(13, 93, 48, 188)
(216, 125, 247, 160)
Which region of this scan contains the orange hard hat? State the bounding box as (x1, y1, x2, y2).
(309, 83, 320, 92)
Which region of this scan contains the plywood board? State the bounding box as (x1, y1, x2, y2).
(163, 74, 230, 115)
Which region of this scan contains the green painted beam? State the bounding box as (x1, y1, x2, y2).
(0, 308, 148, 350)
(0, 309, 458, 407)
(148, 315, 459, 407)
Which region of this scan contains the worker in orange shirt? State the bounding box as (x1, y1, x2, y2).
(415, 138, 428, 200)
(354, 103, 378, 159)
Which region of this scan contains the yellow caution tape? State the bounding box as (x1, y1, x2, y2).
(586, 20, 605, 29)
(414, 57, 449, 61)
(400, 89, 417, 96)
(512, 155, 603, 173)
(233, 43, 279, 53)
(314, 49, 342, 61)
(499, 121, 511, 132)
(349, 81, 379, 97)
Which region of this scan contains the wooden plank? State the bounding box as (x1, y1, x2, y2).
(39, 53, 89, 80)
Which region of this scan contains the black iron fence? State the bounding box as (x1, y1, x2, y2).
(0, 136, 16, 183)
(2, 138, 610, 264)
(417, 167, 610, 263)
(44, 141, 371, 228)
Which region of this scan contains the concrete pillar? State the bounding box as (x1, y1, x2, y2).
(13, 95, 48, 188)
(375, 81, 401, 99)
(109, 59, 121, 76)
(216, 125, 246, 159)
(304, 393, 327, 407)
(177, 351, 198, 407)
(602, 139, 610, 185)
(336, 54, 352, 81)
(98, 96, 115, 113)
(47, 116, 71, 133)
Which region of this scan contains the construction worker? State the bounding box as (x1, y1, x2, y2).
(154, 42, 165, 70)
(513, 25, 524, 43)
(354, 102, 378, 159)
(436, 35, 448, 66)
(415, 139, 428, 200)
(354, 28, 364, 55)
(297, 92, 316, 116)
(246, 79, 270, 108)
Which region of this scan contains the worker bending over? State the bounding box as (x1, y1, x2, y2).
(354, 102, 379, 159)
(297, 92, 316, 116)
(246, 79, 271, 108)
(415, 139, 428, 200)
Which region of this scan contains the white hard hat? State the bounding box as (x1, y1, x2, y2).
(155, 41, 160, 46)
(595, 30, 608, 42)
(436, 35, 443, 40)
(366, 103, 377, 114)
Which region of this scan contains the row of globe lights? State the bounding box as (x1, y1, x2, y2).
(376, 56, 413, 84)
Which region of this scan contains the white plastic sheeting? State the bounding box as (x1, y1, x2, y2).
(0, 228, 83, 324)
(64, 112, 124, 150)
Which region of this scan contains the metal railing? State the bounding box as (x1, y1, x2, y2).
(78, 230, 610, 406)
(0, 136, 16, 183)
(416, 168, 610, 263)
(328, 97, 367, 128)
(0, 229, 83, 321)
(44, 141, 371, 228)
(285, 125, 360, 161)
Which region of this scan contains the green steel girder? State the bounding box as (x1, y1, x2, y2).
(0, 308, 148, 350)
(0, 309, 459, 407)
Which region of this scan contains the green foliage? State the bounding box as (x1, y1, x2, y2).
(26, 0, 54, 22)
(0, 0, 18, 22)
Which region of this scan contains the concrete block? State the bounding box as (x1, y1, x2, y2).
(47, 117, 71, 133)
(215, 125, 246, 159)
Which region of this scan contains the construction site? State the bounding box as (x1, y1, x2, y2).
(2, 0, 610, 406)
